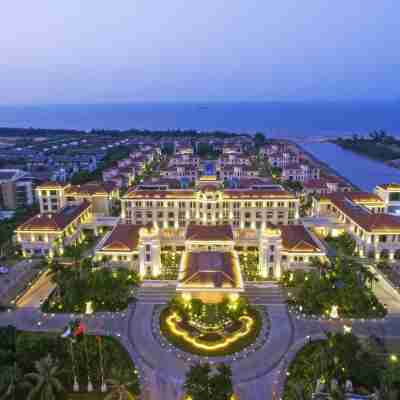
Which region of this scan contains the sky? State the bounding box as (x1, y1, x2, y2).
(1, 1, 400, 105)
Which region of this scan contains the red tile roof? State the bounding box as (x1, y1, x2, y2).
(186, 224, 234, 241)
(17, 201, 91, 232)
(65, 182, 117, 196)
(280, 225, 322, 253)
(321, 193, 400, 232)
(181, 251, 239, 288)
(100, 224, 142, 252)
(124, 189, 196, 199)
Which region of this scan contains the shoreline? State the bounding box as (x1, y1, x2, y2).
(289, 141, 361, 191)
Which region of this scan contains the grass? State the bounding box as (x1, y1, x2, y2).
(159, 306, 263, 357)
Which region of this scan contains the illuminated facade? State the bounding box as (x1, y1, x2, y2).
(312, 191, 400, 260)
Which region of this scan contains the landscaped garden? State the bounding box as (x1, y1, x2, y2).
(0, 326, 140, 400)
(325, 232, 357, 257)
(160, 250, 182, 280)
(42, 259, 140, 313)
(281, 256, 387, 318)
(159, 295, 262, 356)
(184, 362, 234, 400)
(239, 251, 262, 281)
(283, 332, 400, 399)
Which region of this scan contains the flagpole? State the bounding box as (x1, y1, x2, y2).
(84, 335, 93, 392)
(69, 338, 79, 392)
(98, 336, 107, 392)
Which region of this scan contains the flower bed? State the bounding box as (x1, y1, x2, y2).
(159, 296, 262, 356)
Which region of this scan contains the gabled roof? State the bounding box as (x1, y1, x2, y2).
(180, 251, 239, 288)
(319, 192, 399, 232)
(185, 224, 234, 241)
(65, 182, 117, 197)
(280, 225, 322, 253)
(223, 188, 294, 199)
(99, 224, 142, 252)
(17, 201, 91, 232)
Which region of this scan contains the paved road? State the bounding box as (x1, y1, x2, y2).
(1, 278, 400, 400)
(16, 270, 55, 308)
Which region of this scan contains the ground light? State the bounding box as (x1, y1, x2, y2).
(166, 312, 254, 351)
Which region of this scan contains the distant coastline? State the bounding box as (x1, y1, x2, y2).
(0, 101, 399, 135)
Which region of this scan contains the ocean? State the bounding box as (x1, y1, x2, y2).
(0, 101, 399, 138)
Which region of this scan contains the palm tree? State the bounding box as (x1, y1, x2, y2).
(105, 368, 140, 400)
(286, 381, 308, 400)
(23, 355, 64, 400)
(0, 365, 22, 400)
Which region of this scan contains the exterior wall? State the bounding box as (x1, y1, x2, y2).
(37, 188, 67, 213)
(92, 196, 110, 216)
(122, 194, 299, 230)
(313, 198, 400, 260)
(0, 181, 17, 209)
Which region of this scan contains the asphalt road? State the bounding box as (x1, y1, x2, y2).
(16, 270, 55, 308)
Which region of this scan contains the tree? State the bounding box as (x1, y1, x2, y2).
(0, 365, 22, 400)
(254, 132, 266, 147)
(210, 363, 233, 400)
(105, 368, 140, 400)
(23, 355, 64, 400)
(184, 363, 211, 400)
(184, 363, 233, 400)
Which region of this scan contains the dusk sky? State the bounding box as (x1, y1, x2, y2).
(1, 1, 400, 105)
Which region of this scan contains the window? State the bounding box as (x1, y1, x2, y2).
(167, 201, 174, 208)
(135, 211, 142, 218)
(266, 201, 273, 208)
(168, 212, 174, 218)
(256, 211, 262, 219)
(146, 212, 152, 219)
(157, 211, 164, 218)
(245, 212, 251, 219)
(269, 245, 275, 251)
(277, 202, 284, 207)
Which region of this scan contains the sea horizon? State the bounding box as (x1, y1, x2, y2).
(0, 100, 399, 139)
